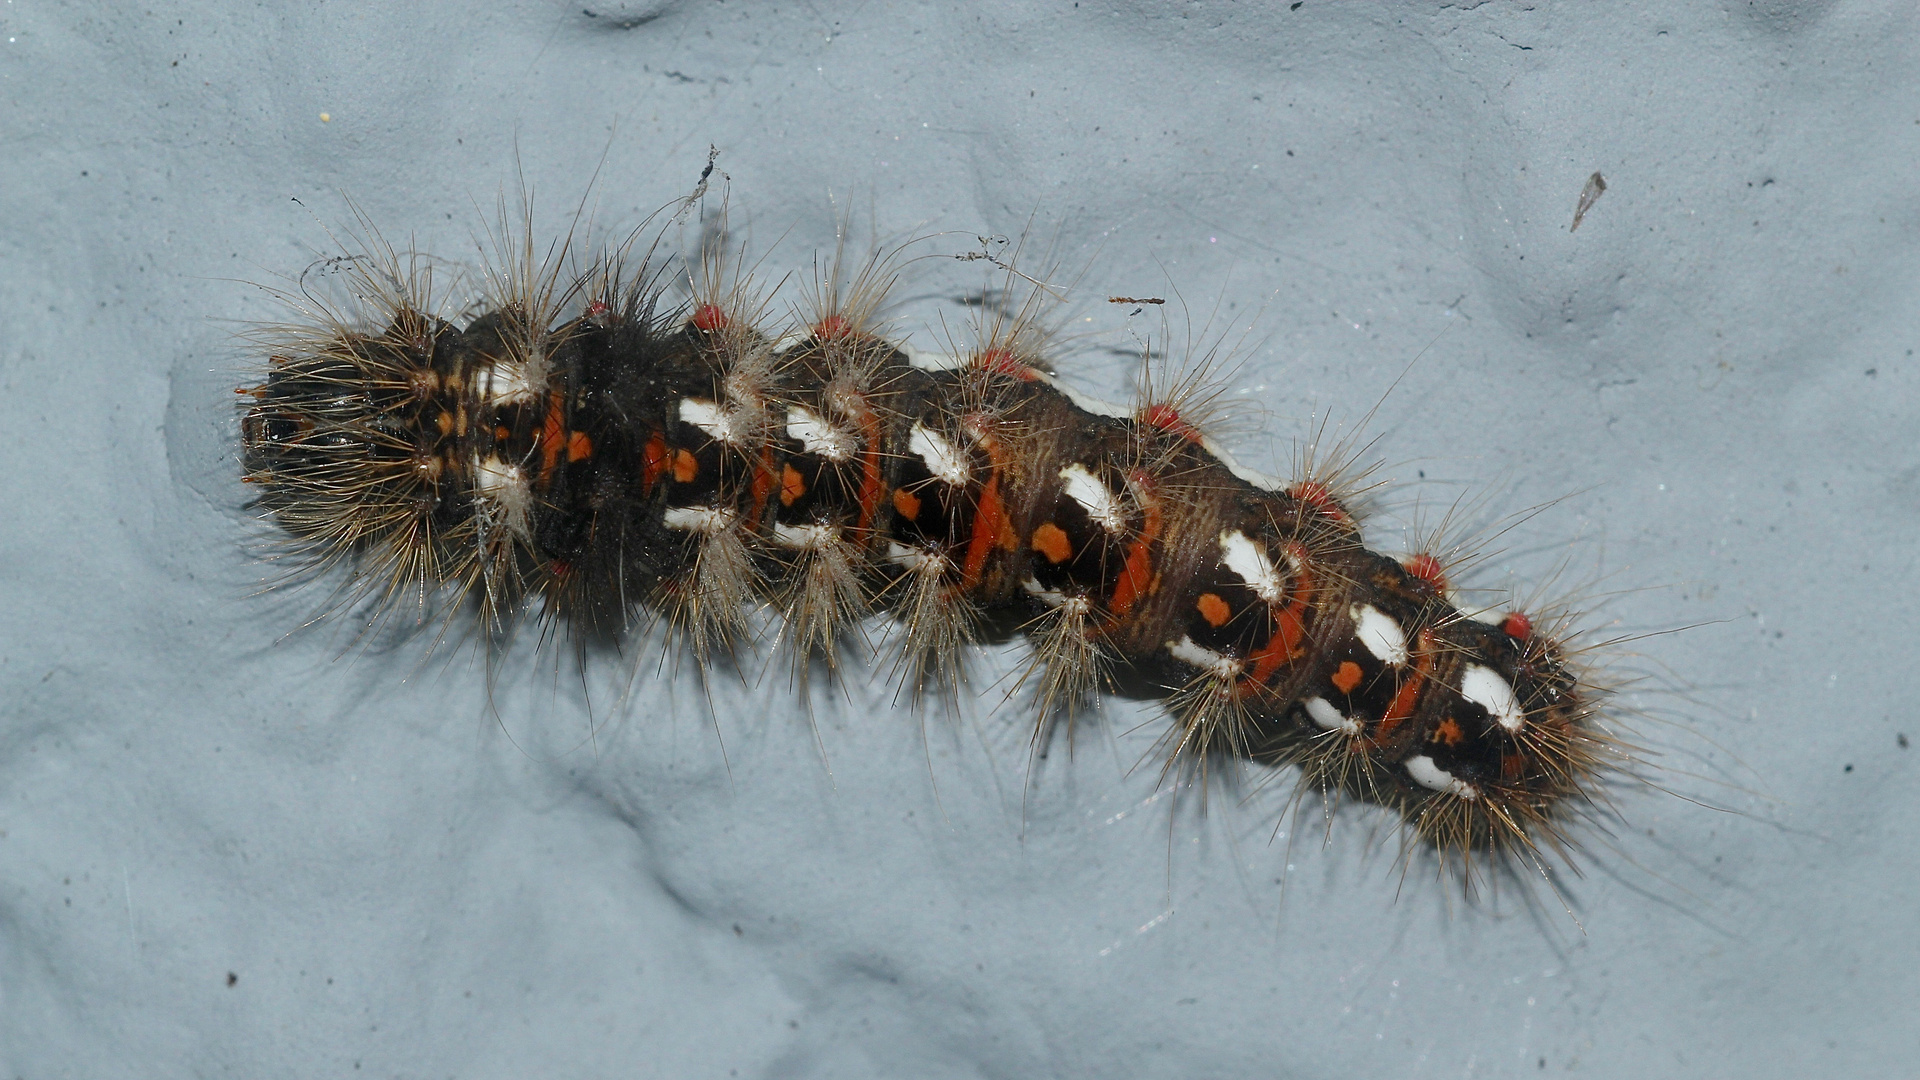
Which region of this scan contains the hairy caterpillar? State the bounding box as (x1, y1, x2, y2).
(236, 195, 1628, 899)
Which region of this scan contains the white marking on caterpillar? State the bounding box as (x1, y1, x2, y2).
(1022, 576, 1068, 608)
(1218, 530, 1285, 604)
(474, 359, 539, 405)
(1460, 664, 1526, 733)
(1465, 605, 1506, 626)
(1304, 696, 1362, 736)
(1350, 604, 1409, 665)
(886, 541, 951, 575)
(1189, 431, 1290, 493)
(678, 397, 744, 445)
(1023, 578, 1095, 621)
(472, 456, 532, 535)
(785, 405, 857, 462)
(661, 505, 739, 533)
(1058, 463, 1127, 533)
(1404, 754, 1478, 800)
(1166, 636, 1244, 680)
(908, 421, 971, 486)
(900, 344, 961, 371)
(771, 522, 839, 551)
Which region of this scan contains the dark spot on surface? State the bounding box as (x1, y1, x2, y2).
(1844, 763, 1854, 772)
(732, 923, 743, 936)
(581, 3, 670, 30)
(226, 972, 237, 987)
(1899, 732, 1909, 749)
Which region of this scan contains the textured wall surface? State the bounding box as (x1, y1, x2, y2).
(2, 2, 1915, 1077)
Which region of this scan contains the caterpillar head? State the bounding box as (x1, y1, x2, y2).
(239, 309, 471, 598)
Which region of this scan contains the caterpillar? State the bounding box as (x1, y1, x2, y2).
(236, 195, 1625, 898)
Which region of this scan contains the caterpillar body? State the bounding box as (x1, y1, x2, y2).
(238, 206, 1619, 892)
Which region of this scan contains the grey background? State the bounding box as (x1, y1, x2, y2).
(3, 1, 1915, 1077)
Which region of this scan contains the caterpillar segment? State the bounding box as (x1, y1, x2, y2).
(239, 238, 1601, 869)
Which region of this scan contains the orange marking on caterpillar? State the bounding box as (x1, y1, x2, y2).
(566, 431, 592, 462)
(1196, 592, 1232, 628)
(853, 408, 886, 534)
(1031, 522, 1072, 564)
(780, 464, 807, 507)
(1106, 474, 1164, 620)
(1373, 628, 1439, 744)
(537, 390, 567, 484)
(1431, 716, 1464, 747)
(671, 449, 699, 484)
(1241, 542, 1318, 691)
(892, 486, 922, 521)
(1331, 660, 1364, 695)
(748, 447, 776, 526)
(961, 472, 1011, 590)
(641, 431, 669, 494)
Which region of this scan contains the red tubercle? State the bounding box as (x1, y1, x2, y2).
(1137, 402, 1203, 443)
(585, 298, 610, 321)
(813, 314, 852, 341)
(972, 347, 1038, 381)
(691, 303, 729, 332)
(1500, 611, 1534, 641)
(1290, 480, 1353, 525)
(1403, 553, 1450, 592)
